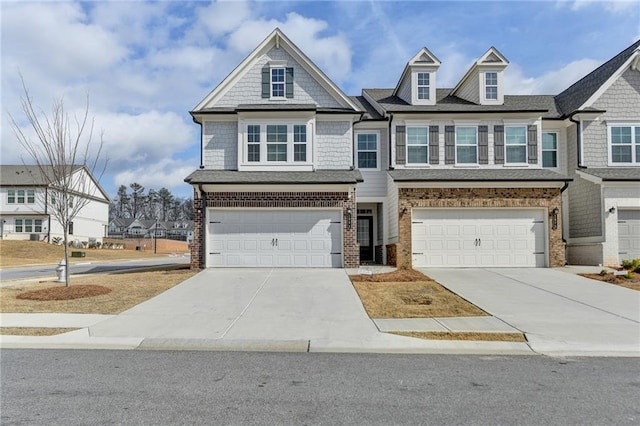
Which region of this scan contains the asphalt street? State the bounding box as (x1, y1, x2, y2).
(2, 350, 638, 425)
(0, 256, 190, 283)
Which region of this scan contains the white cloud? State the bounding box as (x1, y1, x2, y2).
(197, 0, 252, 36)
(568, 0, 640, 13)
(504, 58, 602, 94)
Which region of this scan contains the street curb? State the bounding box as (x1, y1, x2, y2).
(309, 340, 537, 355)
(137, 338, 311, 352)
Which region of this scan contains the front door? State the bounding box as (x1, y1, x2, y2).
(357, 216, 373, 263)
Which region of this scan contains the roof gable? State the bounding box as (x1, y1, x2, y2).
(555, 40, 640, 116)
(452, 46, 509, 97)
(393, 47, 441, 97)
(193, 28, 359, 112)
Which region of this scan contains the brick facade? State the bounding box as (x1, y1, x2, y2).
(190, 189, 359, 269)
(394, 187, 565, 269)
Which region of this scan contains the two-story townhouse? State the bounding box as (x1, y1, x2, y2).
(362, 47, 571, 269)
(0, 165, 109, 242)
(557, 40, 640, 266)
(185, 29, 364, 268)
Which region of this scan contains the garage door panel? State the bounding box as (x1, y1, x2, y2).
(412, 209, 546, 268)
(208, 210, 342, 268)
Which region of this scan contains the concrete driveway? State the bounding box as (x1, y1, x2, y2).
(90, 268, 380, 346)
(421, 268, 640, 356)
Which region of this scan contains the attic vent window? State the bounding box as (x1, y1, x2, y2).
(485, 72, 498, 100)
(417, 72, 430, 100)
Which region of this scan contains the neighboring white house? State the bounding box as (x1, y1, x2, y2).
(0, 165, 110, 243)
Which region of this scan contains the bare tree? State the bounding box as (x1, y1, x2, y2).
(9, 77, 107, 287)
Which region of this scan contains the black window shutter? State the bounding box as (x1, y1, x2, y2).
(444, 126, 455, 165)
(396, 126, 406, 165)
(528, 125, 538, 164)
(285, 67, 294, 98)
(261, 66, 270, 98)
(494, 125, 504, 164)
(478, 125, 488, 164)
(429, 125, 439, 165)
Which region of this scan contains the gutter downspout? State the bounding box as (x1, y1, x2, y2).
(351, 113, 366, 169)
(192, 114, 204, 169)
(568, 113, 585, 169)
(560, 180, 570, 262)
(197, 183, 207, 269)
(388, 113, 394, 170)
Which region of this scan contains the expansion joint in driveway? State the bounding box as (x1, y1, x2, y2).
(219, 268, 274, 338)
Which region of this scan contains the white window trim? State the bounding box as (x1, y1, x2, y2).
(416, 72, 430, 100)
(355, 131, 380, 171)
(411, 69, 436, 105)
(406, 125, 429, 165)
(240, 120, 313, 170)
(269, 63, 286, 100)
(607, 123, 640, 166)
(480, 70, 503, 105)
(455, 126, 479, 165)
(542, 131, 558, 169)
(504, 125, 529, 166)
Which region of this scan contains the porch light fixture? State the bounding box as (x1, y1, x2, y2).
(402, 207, 408, 215)
(608, 206, 616, 214)
(551, 207, 559, 230)
(346, 207, 352, 230)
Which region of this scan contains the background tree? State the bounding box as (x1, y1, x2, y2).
(115, 185, 129, 218)
(129, 182, 145, 219)
(157, 187, 173, 221)
(9, 78, 106, 287)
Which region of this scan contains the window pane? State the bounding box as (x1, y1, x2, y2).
(24, 219, 33, 233)
(247, 125, 260, 143)
(486, 72, 497, 85)
(612, 145, 632, 163)
(293, 125, 306, 142)
(294, 144, 306, 162)
(248, 144, 260, 162)
(542, 133, 557, 150)
(15, 219, 23, 233)
(506, 127, 527, 145)
(506, 146, 527, 163)
(267, 125, 288, 142)
(417, 72, 429, 85)
(267, 144, 287, 161)
(271, 68, 285, 97)
(611, 127, 631, 144)
(17, 190, 25, 203)
(35, 219, 42, 232)
(486, 87, 497, 100)
(27, 189, 35, 203)
(407, 127, 428, 145)
(358, 152, 377, 169)
(456, 127, 477, 145)
(8, 190, 15, 203)
(417, 87, 429, 100)
(408, 146, 428, 164)
(457, 146, 477, 164)
(542, 151, 557, 168)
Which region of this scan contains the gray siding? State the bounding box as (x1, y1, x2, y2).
(203, 121, 238, 170)
(386, 173, 399, 244)
(456, 73, 480, 104)
(216, 47, 343, 108)
(357, 126, 389, 198)
(315, 121, 352, 170)
(568, 174, 602, 238)
(583, 68, 640, 167)
(397, 75, 412, 104)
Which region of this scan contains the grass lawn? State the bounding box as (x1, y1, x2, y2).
(0, 328, 78, 336)
(1, 268, 196, 314)
(392, 331, 526, 342)
(0, 240, 172, 268)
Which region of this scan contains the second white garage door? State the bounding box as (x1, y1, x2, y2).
(412, 209, 546, 267)
(618, 210, 640, 261)
(208, 209, 342, 267)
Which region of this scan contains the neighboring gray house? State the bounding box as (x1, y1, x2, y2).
(558, 40, 640, 266)
(185, 28, 638, 269)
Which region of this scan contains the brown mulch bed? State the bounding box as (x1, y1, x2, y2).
(16, 285, 112, 301)
(580, 273, 640, 291)
(350, 268, 430, 282)
(391, 331, 526, 342)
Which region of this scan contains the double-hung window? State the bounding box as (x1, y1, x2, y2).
(485, 72, 498, 100)
(247, 125, 261, 162)
(357, 133, 378, 169)
(266, 125, 288, 162)
(16, 190, 25, 203)
(456, 127, 478, 164)
(505, 126, 527, 164)
(542, 132, 558, 168)
(293, 125, 307, 162)
(8, 190, 15, 204)
(407, 127, 428, 164)
(15, 219, 23, 233)
(610, 125, 640, 164)
(271, 67, 285, 98)
(26, 190, 35, 203)
(417, 72, 430, 100)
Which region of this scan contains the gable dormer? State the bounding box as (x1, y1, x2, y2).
(394, 47, 441, 106)
(452, 47, 509, 105)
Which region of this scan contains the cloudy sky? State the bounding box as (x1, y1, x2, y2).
(2, 0, 639, 197)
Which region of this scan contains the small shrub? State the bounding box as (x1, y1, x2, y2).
(51, 237, 62, 245)
(621, 259, 640, 272)
(625, 270, 635, 280)
(599, 269, 609, 276)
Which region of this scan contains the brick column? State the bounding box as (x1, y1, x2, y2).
(190, 195, 204, 270)
(342, 188, 359, 268)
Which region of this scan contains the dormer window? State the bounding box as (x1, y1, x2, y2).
(485, 72, 498, 100)
(271, 67, 285, 98)
(417, 72, 430, 100)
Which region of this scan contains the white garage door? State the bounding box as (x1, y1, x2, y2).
(618, 210, 640, 261)
(412, 209, 546, 267)
(208, 209, 342, 267)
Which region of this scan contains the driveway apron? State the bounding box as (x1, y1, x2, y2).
(421, 268, 640, 356)
(89, 268, 379, 342)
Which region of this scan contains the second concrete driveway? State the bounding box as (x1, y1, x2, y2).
(421, 268, 640, 356)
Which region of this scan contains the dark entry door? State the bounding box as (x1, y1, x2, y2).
(357, 217, 373, 262)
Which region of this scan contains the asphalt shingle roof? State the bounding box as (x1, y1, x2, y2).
(555, 40, 640, 116)
(184, 169, 363, 184)
(388, 168, 571, 182)
(0, 165, 82, 186)
(348, 96, 384, 120)
(362, 89, 559, 117)
(578, 168, 640, 181)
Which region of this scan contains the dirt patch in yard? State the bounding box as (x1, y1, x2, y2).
(580, 273, 639, 291)
(0, 327, 78, 336)
(17, 285, 112, 301)
(1, 268, 196, 314)
(350, 269, 486, 318)
(392, 331, 526, 342)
